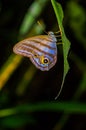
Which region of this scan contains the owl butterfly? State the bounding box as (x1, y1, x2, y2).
(13, 30, 62, 71)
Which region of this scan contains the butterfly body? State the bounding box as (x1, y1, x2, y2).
(13, 32, 57, 71)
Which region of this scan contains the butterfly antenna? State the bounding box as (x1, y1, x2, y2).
(37, 21, 48, 35)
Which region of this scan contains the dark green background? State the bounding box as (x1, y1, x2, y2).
(0, 0, 86, 130)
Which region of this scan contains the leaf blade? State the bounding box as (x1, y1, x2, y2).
(51, 0, 71, 99)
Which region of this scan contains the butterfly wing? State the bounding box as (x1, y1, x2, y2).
(13, 35, 57, 71)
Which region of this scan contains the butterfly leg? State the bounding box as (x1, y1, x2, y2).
(55, 27, 63, 45)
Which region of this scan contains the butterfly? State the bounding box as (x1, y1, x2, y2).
(13, 31, 61, 71)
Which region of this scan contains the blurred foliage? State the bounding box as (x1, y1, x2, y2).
(0, 0, 86, 130)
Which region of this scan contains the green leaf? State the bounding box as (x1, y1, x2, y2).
(1, 102, 86, 118)
(51, 0, 71, 99)
(1, 115, 35, 128)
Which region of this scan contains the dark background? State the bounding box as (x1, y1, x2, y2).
(0, 0, 86, 130)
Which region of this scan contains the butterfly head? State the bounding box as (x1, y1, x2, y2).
(48, 31, 57, 42)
